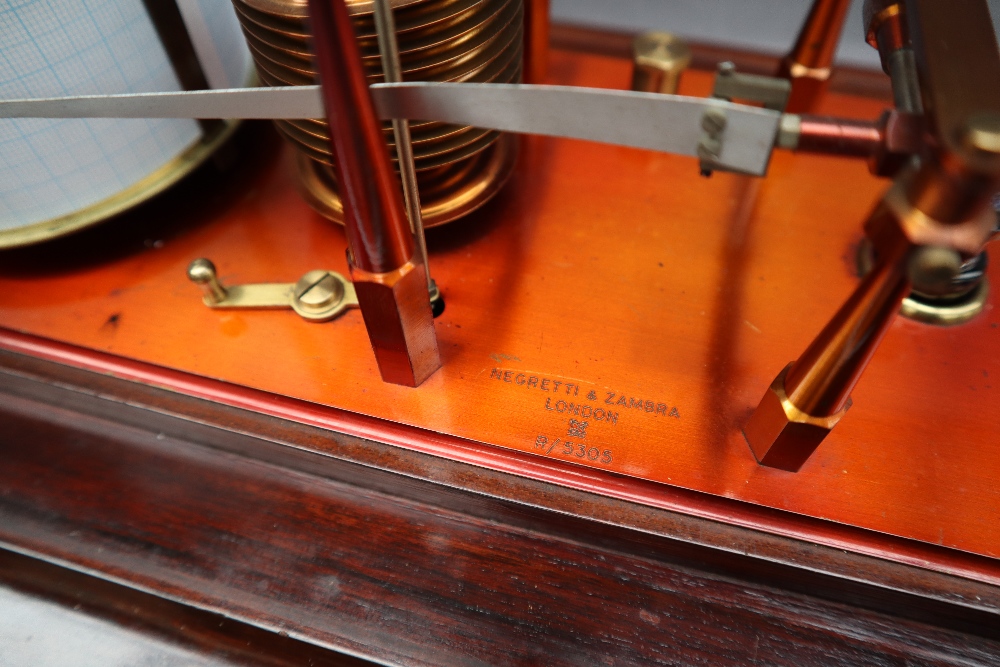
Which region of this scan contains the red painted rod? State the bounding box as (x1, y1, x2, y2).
(306, 0, 413, 274)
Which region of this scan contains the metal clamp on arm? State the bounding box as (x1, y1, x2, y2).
(700, 62, 791, 176)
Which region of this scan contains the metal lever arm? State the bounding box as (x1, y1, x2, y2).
(187, 259, 358, 322)
(0, 84, 783, 177)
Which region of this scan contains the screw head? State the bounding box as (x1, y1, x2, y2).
(701, 107, 727, 135)
(294, 270, 343, 309)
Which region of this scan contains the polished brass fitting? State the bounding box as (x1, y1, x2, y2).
(743, 365, 851, 472)
(350, 260, 441, 387)
(630, 32, 691, 95)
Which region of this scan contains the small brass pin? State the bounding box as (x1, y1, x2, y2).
(187, 258, 228, 305)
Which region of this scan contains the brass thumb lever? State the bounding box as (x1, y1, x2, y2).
(187, 258, 358, 323)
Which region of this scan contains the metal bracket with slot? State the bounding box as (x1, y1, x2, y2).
(700, 61, 792, 176)
(187, 258, 358, 323)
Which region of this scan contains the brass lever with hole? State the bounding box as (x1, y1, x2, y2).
(187, 258, 358, 322)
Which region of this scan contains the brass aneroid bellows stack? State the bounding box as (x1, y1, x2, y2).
(231, 0, 523, 226)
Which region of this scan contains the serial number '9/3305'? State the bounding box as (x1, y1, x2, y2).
(535, 435, 613, 465)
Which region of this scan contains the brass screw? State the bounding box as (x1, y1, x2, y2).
(698, 107, 728, 163)
(701, 107, 728, 135)
(293, 270, 344, 312)
(187, 258, 227, 304)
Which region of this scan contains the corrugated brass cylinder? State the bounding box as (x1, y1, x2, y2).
(231, 0, 523, 226)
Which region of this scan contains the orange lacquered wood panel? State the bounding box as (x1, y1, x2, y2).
(0, 49, 998, 560)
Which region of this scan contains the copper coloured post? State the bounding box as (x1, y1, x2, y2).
(523, 0, 550, 84)
(307, 0, 441, 387)
(746, 0, 1000, 471)
(864, 0, 922, 112)
(778, 0, 852, 112)
(372, 0, 444, 317)
(743, 212, 912, 472)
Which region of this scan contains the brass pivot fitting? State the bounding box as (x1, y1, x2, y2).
(746, 0, 1000, 472)
(630, 32, 691, 95)
(743, 365, 852, 472)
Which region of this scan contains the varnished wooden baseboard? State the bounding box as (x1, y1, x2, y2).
(1, 348, 998, 665)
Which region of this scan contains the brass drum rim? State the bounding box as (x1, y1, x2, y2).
(236, 0, 522, 228)
(232, 3, 308, 38)
(367, 0, 519, 74)
(294, 115, 440, 134)
(278, 118, 501, 170)
(232, 5, 313, 43)
(0, 120, 241, 249)
(354, 0, 514, 58)
(367, 0, 488, 31)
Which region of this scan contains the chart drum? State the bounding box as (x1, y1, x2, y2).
(0, 0, 256, 248)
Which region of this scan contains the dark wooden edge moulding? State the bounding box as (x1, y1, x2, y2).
(1, 335, 999, 665)
(2, 327, 999, 589)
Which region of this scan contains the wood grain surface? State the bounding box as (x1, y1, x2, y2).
(0, 48, 997, 563)
(1, 352, 998, 666)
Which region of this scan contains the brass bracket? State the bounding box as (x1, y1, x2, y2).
(187, 258, 358, 322)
